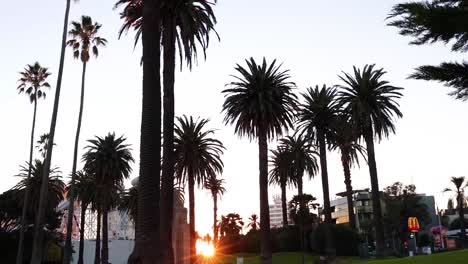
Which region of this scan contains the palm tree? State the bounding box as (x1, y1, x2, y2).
(280, 135, 318, 196)
(16, 62, 51, 264)
(174, 115, 224, 263)
(444, 176, 468, 240)
(269, 147, 293, 227)
(297, 85, 341, 223)
(222, 57, 297, 264)
(63, 16, 107, 263)
(73, 171, 97, 264)
(36, 133, 55, 159)
(337, 64, 403, 256)
(160, 2, 218, 263)
(247, 214, 259, 232)
(31, 0, 76, 262)
(329, 114, 366, 230)
(204, 176, 226, 245)
(82, 133, 134, 264)
(115, 1, 162, 262)
(119, 187, 138, 227)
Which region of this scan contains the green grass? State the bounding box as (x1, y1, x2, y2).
(215, 250, 468, 264)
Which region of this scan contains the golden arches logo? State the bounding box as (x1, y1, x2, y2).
(408, 217, 420, 232)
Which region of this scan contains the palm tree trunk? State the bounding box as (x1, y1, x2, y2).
(78, 203, 86, 264)
(160, 12, 177, 264)
(341, 149, 356, 230)
(101, 210, 109, 264)
(458, 194, 466, 242)
(213, 195, 218, 245)
(258, 126, 272, 264)
(31, 0, 72, 262)
(94, 206, 101, 264)
(363, 127, 385, 256)
(188, 175, 196, 264)
(281, 182, 288, 227)
(64, 61, 87, 264)
(297, 175, 303, 196)
(17, 99, 37, 264)
(129, 0, 162, 263)
(317, 130, 331, 223)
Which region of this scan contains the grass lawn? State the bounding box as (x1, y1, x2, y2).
(214, 250, 468, 264)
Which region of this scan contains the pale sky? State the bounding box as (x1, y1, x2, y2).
(1, 0, 467, 236)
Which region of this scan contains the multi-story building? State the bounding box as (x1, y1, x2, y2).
(269, 195, 293, 228)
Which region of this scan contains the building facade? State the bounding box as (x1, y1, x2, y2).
(269, 195, 293, 228)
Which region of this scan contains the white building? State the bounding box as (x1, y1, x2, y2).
(269, 195, 292, 228)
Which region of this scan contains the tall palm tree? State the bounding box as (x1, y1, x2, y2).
(63, 16, 107, 263)
(204, 176, 226, 245)
(73, 171, 96, 264)
(269, 147, 293, 227)
(222, 57, 297, 264)
(115, 0, 162, 262)
(174, 115, 224, 263)
(36, 133, 54, 159)
(329, 114, 366, 230)
(247, 214, 259, 232)
(160, 2, 218, 263)
(297, 85, 341, 223)
(82, 133, 134, 264)
(280, 135, 318, 196)
(119, 187, 138, 227)
(444, 176, 468, 240)
(16, 62, 51, 264)
(337, 64, 403, 256)
(31, 0, 76, 262)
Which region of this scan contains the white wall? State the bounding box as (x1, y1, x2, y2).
(71, 240, 134, 264)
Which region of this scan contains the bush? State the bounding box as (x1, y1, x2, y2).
(310, 224, 360, 256)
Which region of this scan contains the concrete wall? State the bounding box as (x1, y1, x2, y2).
(71, 240, 134, 264)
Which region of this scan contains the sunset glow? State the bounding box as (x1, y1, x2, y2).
(196, 240, 215, 257)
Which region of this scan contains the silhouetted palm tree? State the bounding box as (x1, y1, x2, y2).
(297, 85, 341, 224)
(73, 171, 96, 264)
(36, 133, 54, 159)
(115, 0, 162, 262)
(247, 214, 259, 232)
(16, 62, 51, 263)
(174, 115, 224, 262)
(63, 16, 107, 263)
(269, 147, 293, 227)
(222, 57, 297, 264)
(337, 64, 403, 256)
(160, 3, 218, 263)
(204, 176, 226, 245)
(31, 1, 77, 262)
(329, 114, 366, 230)
(444, 176, 468, 240)
(82, 133, 134, 264)
(119, 187, 138, 226)
(280, 135, 318, 196)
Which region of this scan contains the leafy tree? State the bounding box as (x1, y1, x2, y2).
(174, 115, 224, 260)
(444, 176, 468, 239)
(288, 194, 319, 226)
(450, 217, 468, 230)
(297, 85, 341, 224)
(269, 146, 294, 227)
(16, 62, 51, 262)
(382, 182, 430, 253)
(337, 65, 403, 256)
(248, 214, 259, 232)
(222, 57, 297, 264)
(329, 114, 366, 230)
(31, 0, 77, 262)
(115, 0, 163, 262)
(388, 0, 468, 100)
(0, 190, 22, 233)
(63, 15, 107, 263)
(204, 176, 226, 245)
(82, 133, 134, 264)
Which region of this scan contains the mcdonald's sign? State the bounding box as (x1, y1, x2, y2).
(408, 217, 420, 232)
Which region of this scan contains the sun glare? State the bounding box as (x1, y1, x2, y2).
(196, 240, 215, 257)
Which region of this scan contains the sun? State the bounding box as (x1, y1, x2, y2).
(196, 240, 215, 257)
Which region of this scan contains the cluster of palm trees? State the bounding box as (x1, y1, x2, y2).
(222, 59, 403, 261)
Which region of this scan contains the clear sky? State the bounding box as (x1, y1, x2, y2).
(1, 0, 467, 236)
